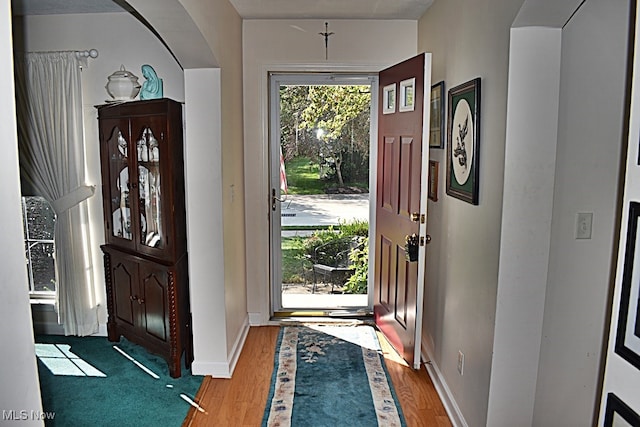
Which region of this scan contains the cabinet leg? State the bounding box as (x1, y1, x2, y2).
(107, 320, 119, 342)
(169, 356, 181, 378)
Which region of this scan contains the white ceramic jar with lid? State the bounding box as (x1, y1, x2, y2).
(105, 65, 141, 101)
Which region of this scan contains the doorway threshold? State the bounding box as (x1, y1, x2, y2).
(281, 292, 368, 309)
(272, 308, 373, 323)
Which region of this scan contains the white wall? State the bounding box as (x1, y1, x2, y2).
(0, 0, 43, 423)
(599, 0, 640, 423)
(183, 68, 229, 375)
(418, 0, 525, 424)
(167, 0, 249, 374)
(419, 0, 630, 425)
(14, 12, 185, 331)
(242, 19, 418, 323)
(534, 0, 629, 424)
(488, 27, 561, 427)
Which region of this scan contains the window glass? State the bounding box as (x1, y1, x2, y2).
(22, 196, 56, 294)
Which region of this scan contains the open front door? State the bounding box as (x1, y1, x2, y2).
(374, 53, 431, 369)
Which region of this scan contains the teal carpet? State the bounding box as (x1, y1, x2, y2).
(35, 335, 202, 426)
(262, 325, 407, 427)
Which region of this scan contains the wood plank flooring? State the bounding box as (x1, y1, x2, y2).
(182, 326, 451, 427)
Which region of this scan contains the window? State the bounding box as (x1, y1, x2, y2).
(21, 196, 56, 295)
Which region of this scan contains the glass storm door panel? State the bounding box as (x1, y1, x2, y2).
(107, 126, 133, 241)
(136, 127, 163, 249)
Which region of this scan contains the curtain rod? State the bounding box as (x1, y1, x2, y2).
(75, 49, 99, 59)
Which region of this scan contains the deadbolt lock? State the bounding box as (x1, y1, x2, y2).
(411, 212, 425, 223)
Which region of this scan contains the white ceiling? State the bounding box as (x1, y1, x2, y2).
(11, 0, 127, 15)
(229, 0, 434, 20)
(12, 0, 433, 19)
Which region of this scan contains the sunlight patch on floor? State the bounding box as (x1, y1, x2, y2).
(35, 343, 107, 377)
(307, 324, 380, 351)
(375, 331, 409, 367)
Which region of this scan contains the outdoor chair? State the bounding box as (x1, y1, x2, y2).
(309, 236, 363, 293)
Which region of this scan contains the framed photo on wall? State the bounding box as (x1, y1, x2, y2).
(615, 201, 640, 371)
(604, 393, 640, 426)
(446, 77, 481, 205)
(399, 78, 416, 112)
(429, 81, 445, 148)
(383, 84, 396, 114)
(428, 160, 439, 202)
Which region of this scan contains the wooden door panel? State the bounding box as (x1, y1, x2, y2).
(399, 136, 417, 218)
(140, 267, 169, 343)
(381, 136, 396, 212)
(379, 236, 392, 307)
(112, 261, 136, 326)
(395, 246, 408, 328)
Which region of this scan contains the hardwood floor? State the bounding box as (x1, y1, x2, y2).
(183, 326, 451, 427)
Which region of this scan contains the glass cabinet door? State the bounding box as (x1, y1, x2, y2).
(106, 125, 132, 241)
(136, 126, 163, 249)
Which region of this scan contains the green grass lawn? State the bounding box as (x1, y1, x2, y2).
(284, 156, 369, 195)
(284, 156, 325, 195)
(281, 236, 309, 283)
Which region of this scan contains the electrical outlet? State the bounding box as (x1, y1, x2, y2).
(576, 212, 593, 239)
(457, 350, 464, 375)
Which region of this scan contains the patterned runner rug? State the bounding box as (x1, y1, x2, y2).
(262, 325, 406, 427)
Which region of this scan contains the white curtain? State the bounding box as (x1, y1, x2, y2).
(15, 52, 98, 336)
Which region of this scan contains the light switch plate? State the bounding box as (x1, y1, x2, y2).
(576, 212, 593, 239)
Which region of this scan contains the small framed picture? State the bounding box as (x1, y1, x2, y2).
(383, 84, 396, 114)
(446, 77, 481, 205)
(399, 78, 415, 112)
(429, 81, 445, 148)
(615, 201, 640, 371)
(428, 160, 439, 202)
(604, 393, 640, 426)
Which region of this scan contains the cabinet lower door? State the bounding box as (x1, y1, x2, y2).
(110, 255, 138, 328)
(138, 262, 170, 344)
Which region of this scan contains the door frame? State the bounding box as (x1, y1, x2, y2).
(268, 72, 379, 314)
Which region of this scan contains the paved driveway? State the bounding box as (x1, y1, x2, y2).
(280, 194, 370, 227)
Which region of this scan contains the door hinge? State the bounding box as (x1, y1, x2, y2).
(420, 236, 425, 246)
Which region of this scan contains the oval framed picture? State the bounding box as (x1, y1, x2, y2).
(446, 77, 481, 205)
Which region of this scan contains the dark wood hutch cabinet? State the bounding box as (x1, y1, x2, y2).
(97, 98, 192, 378)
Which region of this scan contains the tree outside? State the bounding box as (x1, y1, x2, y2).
(279, 84, 371, 194)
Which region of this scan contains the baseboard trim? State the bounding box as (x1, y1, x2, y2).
(191, 316, 250, 378)
(191, 360, 232, 378)
(422, 346, 468, 427)
(249, 311, 267, 326)
(227, 316, 250, 377)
